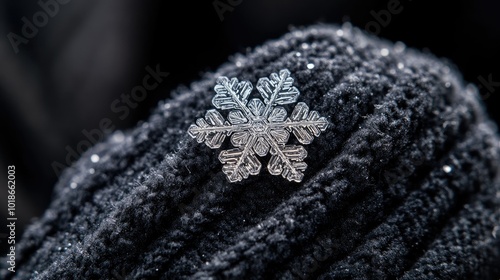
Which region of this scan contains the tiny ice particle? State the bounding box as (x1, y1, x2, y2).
(70, 182, 77, 189)
(307, 63, 315, 69)
(380, 48, 389, 56)
(112, 131, 125, 142)
(336, 29, 344, 37)
(90, 154, 100, 163)
(442, 165, 452, 173)
(397, 63, 404, 69)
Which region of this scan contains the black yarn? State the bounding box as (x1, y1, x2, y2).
(2, 24, 500, 280)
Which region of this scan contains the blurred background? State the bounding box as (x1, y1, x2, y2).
(1, 0, 499, 254)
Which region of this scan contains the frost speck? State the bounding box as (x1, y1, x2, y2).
(90, 154, 100, 163)
(112, 131, 125, 142)
(307, 63, 315, 70)
(188, 69, 328, 182)
(493, 226, 499, 239)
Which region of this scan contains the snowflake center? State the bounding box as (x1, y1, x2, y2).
(250, 119, 269, 133)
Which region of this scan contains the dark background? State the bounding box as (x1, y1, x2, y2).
(0, 0, 499, 254)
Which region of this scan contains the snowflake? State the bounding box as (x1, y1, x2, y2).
(188, 69, 328, 182)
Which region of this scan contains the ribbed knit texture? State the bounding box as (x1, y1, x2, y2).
(2, 24, 500, 279)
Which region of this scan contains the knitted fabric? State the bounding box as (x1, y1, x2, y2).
(3, 24, 500, 279)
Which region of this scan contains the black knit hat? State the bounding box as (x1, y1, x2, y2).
(3, 24, 500, 279)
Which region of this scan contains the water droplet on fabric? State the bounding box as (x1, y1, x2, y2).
(493, 226, 499, 239)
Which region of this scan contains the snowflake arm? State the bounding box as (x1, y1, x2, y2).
(264, 134, 308, 182)
(257, 69, 300, 117)
(212, 76, 253, 118)
(219, 136, 261, 182)
(188, 110, 251, 149)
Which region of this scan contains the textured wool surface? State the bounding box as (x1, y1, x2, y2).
(2, 24, 500, 279)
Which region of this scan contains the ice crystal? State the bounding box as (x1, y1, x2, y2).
(188, 69, 328, 182)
